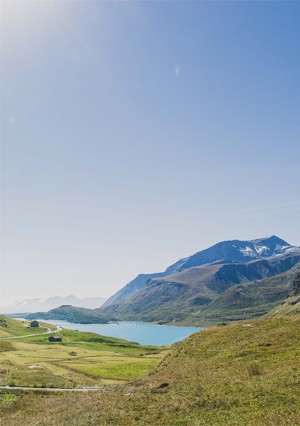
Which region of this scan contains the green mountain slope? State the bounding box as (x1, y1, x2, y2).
(26, 305, 110, 324)
(191, 262, 300, 323)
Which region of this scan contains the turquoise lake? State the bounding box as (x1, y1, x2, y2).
(41, 320, 202, 346)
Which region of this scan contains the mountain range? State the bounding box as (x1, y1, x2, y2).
(103, 235, 296, 308)
(1, 295, 107, 314)
(100, 248, 300, 325)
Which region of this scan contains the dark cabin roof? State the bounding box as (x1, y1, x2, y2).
(48, 335, 62, 341)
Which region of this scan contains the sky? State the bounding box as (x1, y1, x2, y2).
(1, 0, 300, 303)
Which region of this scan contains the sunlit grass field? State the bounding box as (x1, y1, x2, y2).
(0, 316, 165, 388)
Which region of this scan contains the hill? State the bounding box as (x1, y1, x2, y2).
(1, 316, 299, 425)
(26, 305, 110, 324)
(100, 250, 300, 325)
(266, 272, 300, 317)
(103, 235, 296, 307)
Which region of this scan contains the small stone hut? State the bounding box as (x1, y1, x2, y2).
(30, 320, 40, 328)
(48, 336, 62, 342)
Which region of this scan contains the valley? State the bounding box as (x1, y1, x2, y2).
(1, 316, 299, 425)
(2, 236, 300, 425)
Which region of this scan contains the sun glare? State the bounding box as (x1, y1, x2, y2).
(0, 0, 59, 40)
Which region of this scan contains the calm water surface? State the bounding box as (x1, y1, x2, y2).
(40, 320, 202, 346)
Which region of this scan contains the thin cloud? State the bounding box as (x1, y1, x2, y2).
(213, 202, 300, 219)
(236, 202, 300, 215)
(175, 66, 181, 77)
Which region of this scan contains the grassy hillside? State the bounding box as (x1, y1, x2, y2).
(267, 294, 300, 317)
(1, 317, 299, 425)
(0, 316, 165, 389)
(0, 315, 56, 337)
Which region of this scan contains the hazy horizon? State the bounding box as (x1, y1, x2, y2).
(1, 1, 300, 303)
(1, 233, 299, 303)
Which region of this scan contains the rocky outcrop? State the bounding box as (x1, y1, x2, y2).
(291, 273, 300, 296)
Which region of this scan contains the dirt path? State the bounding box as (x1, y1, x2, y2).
(0, 385, 101, 392)
(0, 325, 62, 339)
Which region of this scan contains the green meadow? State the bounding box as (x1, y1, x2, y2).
(0, 316, 165, 388)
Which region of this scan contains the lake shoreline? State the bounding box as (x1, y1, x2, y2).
(12, 317, 203, 346)
(9, 313, 205, 328)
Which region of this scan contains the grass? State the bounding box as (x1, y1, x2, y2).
(0, 342, 16, 353)
(61, 358, 159, 381)
(5, 366, 71, 388)
(0, 316, 299, 425)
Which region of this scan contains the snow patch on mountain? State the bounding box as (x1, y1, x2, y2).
(239, 246, 257, 257)
(253, 245, 269, 255)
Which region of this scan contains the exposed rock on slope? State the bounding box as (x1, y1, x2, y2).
(267, 271, 300, 317)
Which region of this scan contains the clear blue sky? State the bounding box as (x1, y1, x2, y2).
(1, 1, 300, 302)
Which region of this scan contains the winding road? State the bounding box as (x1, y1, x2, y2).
(0, 325, 62, 339)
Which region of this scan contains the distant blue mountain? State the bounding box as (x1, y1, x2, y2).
(1, 295, 107, 314)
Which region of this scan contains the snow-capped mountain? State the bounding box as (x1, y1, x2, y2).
(165, 235, 294, 273)
(103, 235, 297, 307)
